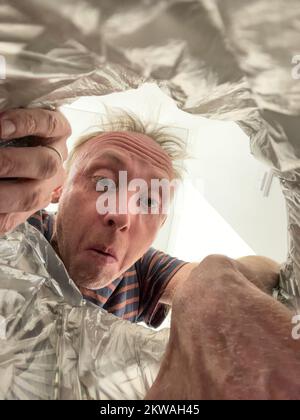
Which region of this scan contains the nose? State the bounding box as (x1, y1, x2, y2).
(102, 193, 132, 232)
(102, 210, 130, 231)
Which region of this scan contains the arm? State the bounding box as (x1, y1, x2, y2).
(160, 255, 280, 305)
(148, 255, 300, 400)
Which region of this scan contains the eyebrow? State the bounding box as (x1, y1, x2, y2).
(84, 150, 168, 181)
(85, 151, 127, 173)
(100, 152, 127, 166)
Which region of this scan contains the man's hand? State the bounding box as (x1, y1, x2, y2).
(236, 255, 281, 295)
(0, 108, 71, 235)
(147, 255, 300, 400)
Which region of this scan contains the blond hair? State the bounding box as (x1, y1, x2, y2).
(66, 108, 187, 180)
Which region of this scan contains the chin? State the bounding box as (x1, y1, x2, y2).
(70, 264, 118, 290)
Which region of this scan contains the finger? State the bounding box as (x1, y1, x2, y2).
(0, 146, 63, 180)
(48, 138, 69, 163)
(0, 172, 64, 213)
(0, 165, 64, 235)
(0, 108, 72, 141)
(0, 198, 53, 236)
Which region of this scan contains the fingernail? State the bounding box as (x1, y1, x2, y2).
(1, 120, 16, 138)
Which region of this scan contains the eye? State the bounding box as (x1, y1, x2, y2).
(95, 177, 116, 193)
(139, 196, 160, 211)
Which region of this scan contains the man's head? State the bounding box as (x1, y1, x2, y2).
(52, 109, 186, 290)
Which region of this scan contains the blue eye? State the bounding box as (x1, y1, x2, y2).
(95, 178, 116, 193)
(139, 196, 160, 211)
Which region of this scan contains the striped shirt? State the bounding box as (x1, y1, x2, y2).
(28, 211, 187, 328)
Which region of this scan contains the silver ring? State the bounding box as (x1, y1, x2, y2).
(44, 145, 64, 164)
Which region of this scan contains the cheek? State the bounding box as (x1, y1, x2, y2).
(60, 179, 97, 216)
(57, 191, 98, 243)
(129, 216, 162, 251)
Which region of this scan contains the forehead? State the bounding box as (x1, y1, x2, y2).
(74, 131, 174, 180)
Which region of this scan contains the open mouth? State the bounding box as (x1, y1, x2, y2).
(88, 247, 118, 264)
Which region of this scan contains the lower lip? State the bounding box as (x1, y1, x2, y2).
(87, 249, 117, 265)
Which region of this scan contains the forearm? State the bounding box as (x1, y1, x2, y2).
(147, 256, 299, 400)
(162, 255, 280, 308)
(236, 256, 280, 295)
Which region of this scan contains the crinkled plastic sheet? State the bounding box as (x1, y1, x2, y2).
(0, 223, 169, 400)
(0, 0, 299, 399)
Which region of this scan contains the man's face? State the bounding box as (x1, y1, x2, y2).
(54, 131, 175, 290)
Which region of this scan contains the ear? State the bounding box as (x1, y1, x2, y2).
(51, 185, 64, 204)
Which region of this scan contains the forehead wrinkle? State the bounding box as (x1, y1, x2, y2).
(76, 145, 166, 182)
(127, 136, 170, 166)
(92, 149, 168, 181)
(75, 131, 175, 180)
(105, 141, 168, 172)
(89, 133, 174, 178)
(94, 135, 164, 161)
